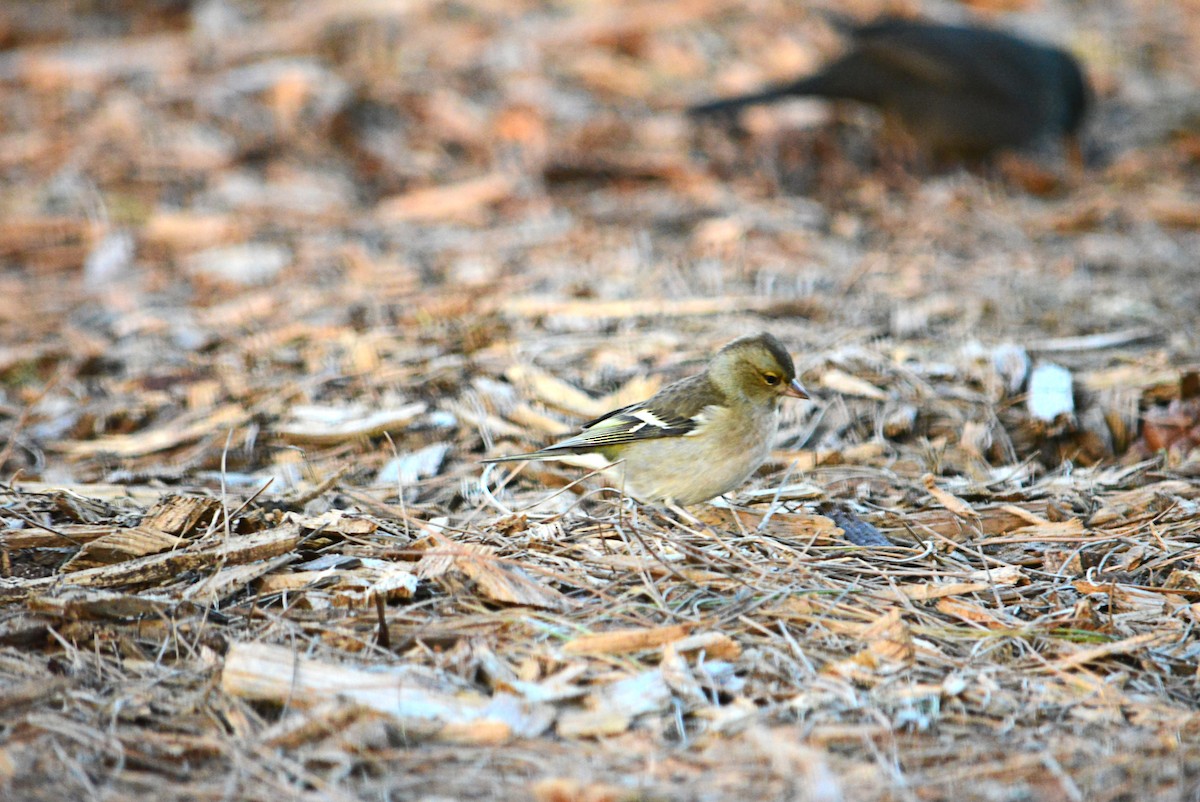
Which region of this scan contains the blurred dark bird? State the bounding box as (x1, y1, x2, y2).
(688, 16, 1091, 162)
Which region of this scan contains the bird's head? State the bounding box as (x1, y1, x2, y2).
(1053, 50, 1092, 136)
(709, 333, 809, 406)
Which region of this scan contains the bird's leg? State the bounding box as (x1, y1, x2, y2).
(662, 500, 706, 528)
(810, 101, 866, 197)
(877, 113, 924, 185)
(812, 120, 852, 198)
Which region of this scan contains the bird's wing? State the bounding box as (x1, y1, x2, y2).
(853, 21, 1030, 102)
(557, 404, 697, 449)
(559, 373, 723, 450)
(854, 36, 975, 95)
(484, 374, 725, 461)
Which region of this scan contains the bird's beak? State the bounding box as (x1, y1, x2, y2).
(783, 378, 810, 400)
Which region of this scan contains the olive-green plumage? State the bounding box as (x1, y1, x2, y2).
(484, 333, 810, 505)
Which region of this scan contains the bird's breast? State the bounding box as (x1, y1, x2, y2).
(615, 404, 779, 505)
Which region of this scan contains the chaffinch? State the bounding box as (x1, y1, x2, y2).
(484, 333, 809, 505)
(689, 16, 1091, 161)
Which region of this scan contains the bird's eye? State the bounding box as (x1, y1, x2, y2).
(763, 373, 780, 386)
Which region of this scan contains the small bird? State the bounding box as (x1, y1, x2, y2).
(688, 16, 1091, 161)
(483, 333, 810, 506)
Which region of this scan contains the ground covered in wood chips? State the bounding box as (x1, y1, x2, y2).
(1, 0, 1200, 800)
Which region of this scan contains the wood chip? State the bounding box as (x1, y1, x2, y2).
(60, 527, 189, 572)
(273, 403, 427, 444)
(222, 642, 553, 742)
(0, 524, 300, 601)
(140, 495, 223, 537)
(818, 369, 888, 401)
(562, 624, 693, 655)
(375, 173, 517, 222)
(53, 405, 249, 458)
(419, 543, 569, 610)
(1042, 631, 1176, 672)
(922, 474, 979, 520)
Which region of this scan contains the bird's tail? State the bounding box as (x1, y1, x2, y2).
(687, 78, 827, 117)
(480, 447, 575, 464)
(479, 453, 536, 464)
(818, 10, 866, 35)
